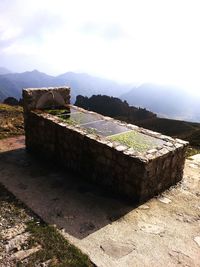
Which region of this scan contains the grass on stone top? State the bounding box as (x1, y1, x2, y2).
(59, 114, 83, 126)
(108, 130, 159, 152)
(45, 109, 70, 116)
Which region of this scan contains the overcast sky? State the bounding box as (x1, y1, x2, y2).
(0, 0, 200, 92)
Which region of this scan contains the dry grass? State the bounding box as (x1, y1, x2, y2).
(0, 104, 24, 139)
(0, 184, 93, 267)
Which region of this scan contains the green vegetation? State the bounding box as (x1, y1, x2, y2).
(0, 103, 22, 112)
(108, 130, 159, 152)
(62, 117, 78, 126)
(75, 94, 156, 121)
(45, 109, 69, 116)
(85, 127, 98, 135)
(26, 221, 93, 267)
(59, 113, 94, 126)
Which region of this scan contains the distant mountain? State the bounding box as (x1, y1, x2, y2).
(75, 94, 156, 122)
(0, 69, 130, 103)
(0, 76, 20, 100)
(0, 70, 56, 101)
(1, 69, 200, 123)
(121, 84, 200, 123)
(56, 72, 131, 102)
(0, 67, 12, 75)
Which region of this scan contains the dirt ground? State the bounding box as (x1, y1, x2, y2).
(0, 136, 199, 267)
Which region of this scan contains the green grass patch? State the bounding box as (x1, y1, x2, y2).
(108, 130, 161, 152)
(45, 109, 70, 116)
(0, 104, 23, 112)
(26, 221, 93, 267)
(85, 127, 98, 135)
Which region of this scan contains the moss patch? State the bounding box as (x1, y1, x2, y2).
(45, 109, 70, 116)
(108, 130, 161, 152)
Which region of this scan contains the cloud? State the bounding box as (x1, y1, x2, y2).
(81, 22, 128, 41)
(0, 0, 200, 92)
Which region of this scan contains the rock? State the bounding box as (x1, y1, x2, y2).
(158, 196, 172, 204)
(168, 250, 193, 266)
(115, 145, 128, 152)
(138, 204, 150, 210)
(13, 246, 41, 260)
(139, 223, 165, 235)
(189, 154, 200, 164)
(5, 232, 30, 252)
(194, 236, 200, 247)
(1, 223, 26, 240)
(100, 240, 135, 259)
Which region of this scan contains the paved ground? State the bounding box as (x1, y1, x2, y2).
(0, 136, 199, 267)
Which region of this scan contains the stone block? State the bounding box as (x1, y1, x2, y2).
(23, 87, 189, 203)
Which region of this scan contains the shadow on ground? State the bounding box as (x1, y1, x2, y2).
(0, 144, 135, 239)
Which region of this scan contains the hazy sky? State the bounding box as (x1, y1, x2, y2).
(0, 0, 200, 91)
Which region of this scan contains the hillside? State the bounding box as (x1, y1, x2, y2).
(0, 67, 11, 75)
(137, 117, 200, 147)
(1, 69, 200, 123)
(0, 76, 20, 100)
(75, 94, 156, 122)
(0, 104, 24, 139)
(121, 84, 200, 123)
(0, 69, 130, 103)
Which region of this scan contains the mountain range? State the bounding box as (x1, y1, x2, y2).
(121, 84, 200, 123)
(0, 67, 200, 123)
(0, 68, 131, 103)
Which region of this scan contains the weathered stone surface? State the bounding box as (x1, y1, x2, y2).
(5, 232, 30, 252)
(194, 236, 200, 247)
(23, 87, 70, 111)
(13, 246, 41, 260)
(138, 222, 165, 235)
(100, 240, 135, 259)
(2, 224, 26, 240)
(158, 196, 172, 204)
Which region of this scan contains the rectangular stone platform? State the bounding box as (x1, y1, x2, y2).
(23, 87, 188, 202)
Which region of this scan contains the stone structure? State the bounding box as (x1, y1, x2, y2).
(23, 87, 188, 203)
(23, 87, 70, 112)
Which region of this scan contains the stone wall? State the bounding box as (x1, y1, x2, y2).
(23, 88, 188, 203)
(22, 87, 70, 112)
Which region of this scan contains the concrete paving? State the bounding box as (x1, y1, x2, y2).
(0, 136, 199, 267)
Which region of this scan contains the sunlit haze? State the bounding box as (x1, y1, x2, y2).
(0, 0, 200, 94)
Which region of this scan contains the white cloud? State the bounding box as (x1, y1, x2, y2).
(0, 0, 200, 92)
